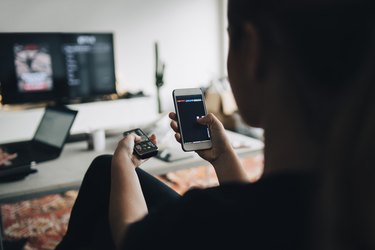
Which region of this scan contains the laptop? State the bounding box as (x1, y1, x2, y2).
(0, 105, 78, 168)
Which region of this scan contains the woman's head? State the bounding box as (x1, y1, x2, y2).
(227, 0, 374, 130)
(226, 1, 375, 248)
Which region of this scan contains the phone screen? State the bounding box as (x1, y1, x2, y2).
(176, 94, 211, 144)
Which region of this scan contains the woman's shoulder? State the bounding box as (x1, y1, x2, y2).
(180, 172, 315, 244)
(183, 171, 316, 204)
(124, 172, 315, 250)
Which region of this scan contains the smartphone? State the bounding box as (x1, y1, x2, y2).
(123, 128, 158, 159)
(172, 88, 212, 151)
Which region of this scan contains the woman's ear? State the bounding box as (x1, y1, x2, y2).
(242, 22, 260, 81)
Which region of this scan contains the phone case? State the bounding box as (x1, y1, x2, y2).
(172, 88, 212, 152)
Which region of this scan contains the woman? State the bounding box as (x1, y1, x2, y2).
(56, 1, 375, 249)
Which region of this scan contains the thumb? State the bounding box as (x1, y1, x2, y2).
(123, 134, 136, 150)
(197, 113, 220, 128)
(122, 133, 141, 152)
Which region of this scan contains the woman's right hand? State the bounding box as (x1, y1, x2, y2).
(168, 112, 232, 164)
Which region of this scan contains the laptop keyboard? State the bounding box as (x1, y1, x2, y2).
(1, 141, 58, 165)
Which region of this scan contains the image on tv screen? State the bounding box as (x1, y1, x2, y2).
(61, 34, 116, 99)
(14, 43, 53, 93)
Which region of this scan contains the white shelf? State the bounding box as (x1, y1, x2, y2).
(0, 97, 159, 144)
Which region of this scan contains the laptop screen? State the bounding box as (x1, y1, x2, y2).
(34, 108, 77, 148)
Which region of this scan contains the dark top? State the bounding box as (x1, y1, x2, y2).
(123, 173, 316, 250)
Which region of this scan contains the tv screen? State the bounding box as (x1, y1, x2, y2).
(0, 32, 117, 105)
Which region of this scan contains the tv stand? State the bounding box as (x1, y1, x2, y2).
(0, 97, 159, 144)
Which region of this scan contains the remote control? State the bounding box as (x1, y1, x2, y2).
(123, 128, 158, 159)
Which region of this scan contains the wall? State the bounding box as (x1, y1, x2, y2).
(0, 0, 224, 111)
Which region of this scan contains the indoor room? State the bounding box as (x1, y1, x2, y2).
(2, 1, 371, 250)
(0, 0, 264, 249)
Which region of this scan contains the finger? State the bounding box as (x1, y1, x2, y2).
(197, 113, 222, 128)
(170, 120, 179, 132)
(119, 134, 137, 151)
(123, 133, 141, 142)
(175, 133, 181, 143)
(168, 112, 177, 121)
(149, 134, 157, 145)
(133, 134, 142, 143)
(7, 153, 17, 161)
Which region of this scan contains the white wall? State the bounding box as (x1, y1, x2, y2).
(221, 0, 229, 76)
(0, 0, 224, 111)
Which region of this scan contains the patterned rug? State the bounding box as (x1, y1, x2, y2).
(1, 155, 263, 250)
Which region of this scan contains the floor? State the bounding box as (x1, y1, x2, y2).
(1, 154, 264, 250)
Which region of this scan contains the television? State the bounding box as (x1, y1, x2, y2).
(0, 32, 117, 105)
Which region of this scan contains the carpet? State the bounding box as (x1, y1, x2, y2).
(1, 155, 263, 250)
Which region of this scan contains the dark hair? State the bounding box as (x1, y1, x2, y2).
(228, 1, 375, 87)
(228, 1, 375, 249)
